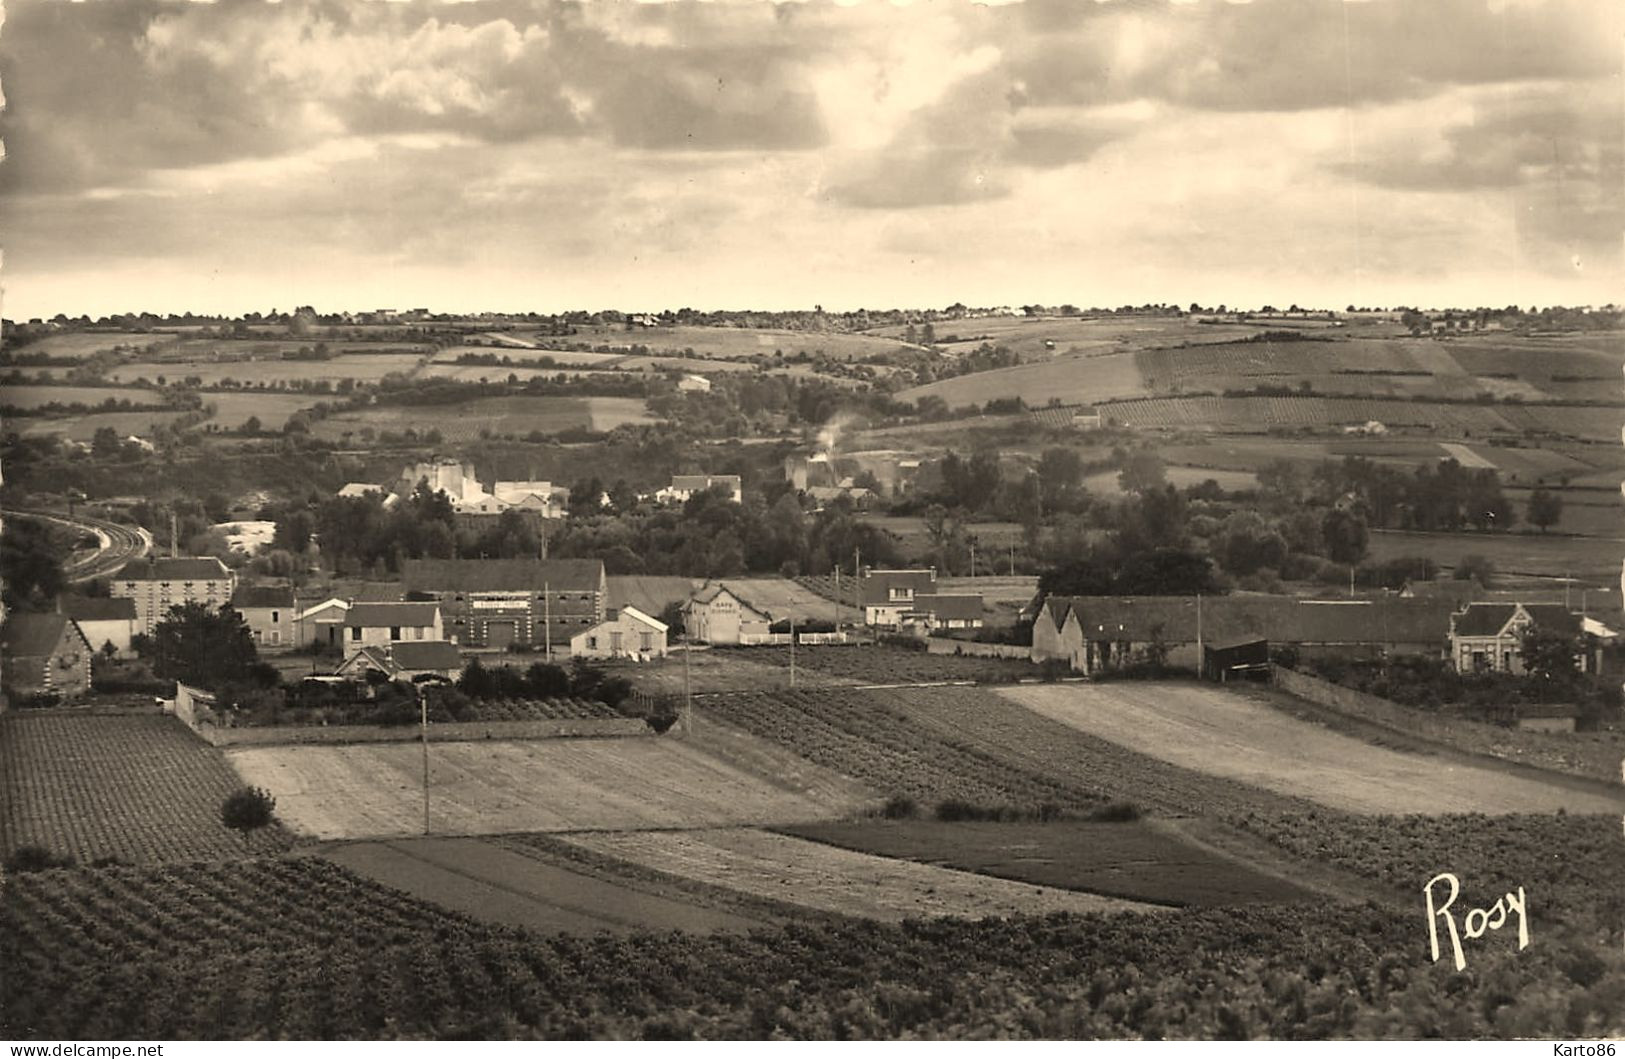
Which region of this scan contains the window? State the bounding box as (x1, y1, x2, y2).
(269, 631, 280, 644)
(271, 611, 280, 623)
(640, 632, 653, 651)
(611, 632, 624, 652)
(390, 627, 402, 641)
(588, 636, 598, 649)
(350, 627, 361, 642)
(414, 627, 424, 640)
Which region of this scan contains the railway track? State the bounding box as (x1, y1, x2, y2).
(8, 508, 152, 583)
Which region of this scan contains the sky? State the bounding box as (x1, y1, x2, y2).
(1, 0, 1620, 319)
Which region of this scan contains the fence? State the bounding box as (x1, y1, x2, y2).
(737, 632, 853, 646)
(926, 639, 1032, 660)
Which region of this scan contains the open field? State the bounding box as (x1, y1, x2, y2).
(108, 353, 425, 386)
(0, 712, 294, 863)
(2, 331, 175, 360)
(747, 644, 1039, 684)
(997, 683, 1625, 815)
(163, 338, 433, 359)
(860, 515, 1029, 559)
(938, 574, 1037, 610)
(595, 646, 855, 695)
(783, 820, 1319, 907)
(897, 351, 1149, 410)
(198, 391, 327, 430)
(1084, 466, 1260, 496)
(13, 409, 195, 440)
(867, 316, 1269, 359)
(322, 836, 766, 934)
(563, 827, 1152, 921)
(418, 363, 618, 383)
(226, 733, 873, 840)
(522, 324, 907, 361)
(435, 346, 623, 367)
(307, 395, 657, 442)
(606, 574, 700, 617)
(1365, 528, 1624, 583)
(0, 384, 164, 409)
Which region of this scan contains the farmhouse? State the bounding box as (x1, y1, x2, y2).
(343, 601, 444, 648)
(1031, 595, 1457, 674)
(860, 568, 939, 628)
(111, 556, 237, 635)
(1, 612, 94, 703)
(490, 480, 569, 519)
(655, 474, 743, 505)
(402, 558, 607, 651)
(572, 606, 668, 660)
(1448, 602, 1587, 675)
(295, 597, 351, 650)
(908, 594, 985, 631)
(336, 640, 463, 682)
(677, 374, 712, 393)
(230, 585, 296, 650)
(59, 596, 137, 657)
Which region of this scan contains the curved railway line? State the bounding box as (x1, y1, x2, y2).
(7, 508, 151, 582)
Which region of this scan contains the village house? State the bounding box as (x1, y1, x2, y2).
(1448, 602, 1588, 675)
(572, 606, 668, 660)
(655, 474, 743, 505)
(336, 640, 463, 683)
(110, 556, 237, 635)
(59, 596, 138, 657)
(343, 601, 444, 649)
(295, 597, 351, 650)
(677, 374, 712, 393)
(402, 558, 607, 652)
(1031, 595, 1457, 674)
(230, 585, 297, 650)
(683, 583, 774, 645)
(1, 612, 94, 703)
(859, 568, 939, 628)
(490, 480, 570, 519)
(908, 594, 985, 631)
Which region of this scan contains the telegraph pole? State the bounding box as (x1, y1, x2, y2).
(544, 581, 551, 660)
(681, 630, 693, 737)
(419, 684, 431, 834)
(789, 615, 796, 688)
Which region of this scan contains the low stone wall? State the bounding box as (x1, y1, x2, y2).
(926, 639, 1033, 660)
(1271, 665, 1619, 783)
(193, 716, 649, 747)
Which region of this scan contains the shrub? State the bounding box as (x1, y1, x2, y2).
(646, 712, 679, 735)
(1087, 801, 1142, 823)
(5, 846, 76, 873)
(881, 795, 919, 819)
(221, 786, 277, 832)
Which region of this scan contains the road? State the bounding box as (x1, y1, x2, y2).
(10, 508, 151, 582)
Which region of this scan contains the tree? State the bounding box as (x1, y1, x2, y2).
(1527, 488, 1563, 533)
(1518, 625, 1581, 683)
(1038, 556, 1117, 597)
(1320, 509, 1369, 566)
(1453, 554, 1496, 585)
(1117, 449, 1167, 495)
(0, 519, 65, 611)
(149, 602, 269, 689)
(1036, 447, 1084, 511)
(1114, 548, 1219, 595)
(242, 415, 262, 435)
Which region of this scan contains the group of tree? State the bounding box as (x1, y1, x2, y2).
(456, 656, 633, 709)
(1265, 456, 1539, 534)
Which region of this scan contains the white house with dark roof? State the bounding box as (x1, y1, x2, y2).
(336, 640, 463, 682)
(60, 596, 138, 657)
(655, 474, 742, 505)
(343, 601, 444, 648)
(571, 606, 668, 660)
(1448, 602, 1586, 675)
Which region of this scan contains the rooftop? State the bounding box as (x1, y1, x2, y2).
(402, 558, 604, 594)
(114, 556, 232, 582)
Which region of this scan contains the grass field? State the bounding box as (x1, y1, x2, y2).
(108, 353, 425, 386)
(897, 351, 1150, 410)
(0, 712, 294, 864)
(13, 410, 194, 440)
(418, 363, 619, 383)
(307, 395, 657, 442)
(522, 325, 907, 361)
(1365, 528, 1624, 583)
(867, 316, 1267, 359)
(226, 732, 873, 840)
(783, 820, 1319, 907)
(0, 384, 164, 409)
(562, 827, 1152, 920)
(1084, 466, 1260, 496)
(199, 391, 326, 430)
(322, 836, 767, 935)
(859, 515, 1030, 559)
(997, 683, 1625, 815)
(2, 332, 175, 360)
(434, 346, 623, 366)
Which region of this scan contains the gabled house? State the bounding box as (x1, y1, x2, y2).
(907, 594, 985, 630)
(1, 613, 94, 703)
(231, 585, 297, 650)
(336, 640, 463, 682)
(402, 558, 606, 651)
(60, 596, 138, 657)
(655, 474, 743, 505)
(1448, 602, 1585, 675)
(110, 556, 237, 635)
(572, 606, 668, 660)
(859, 568, 938, 628)
(343, 602, 444, 649)
(683, 583, 774, 645)
(296, 597, 351, 650)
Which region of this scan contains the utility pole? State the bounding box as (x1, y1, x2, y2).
(970, 542, 976, 579)
(789, 615, 796, 688)
(169, 508, 178, 559)
(544, 581, 551, 660)
(1196, 593, 1203, 679)
(833, 564, 841, 635)
(1009, 541, 1015, 576)
(1349, 564, 1356, 599)
(681, 631, 693, 737)
(419, 684, 431, 835)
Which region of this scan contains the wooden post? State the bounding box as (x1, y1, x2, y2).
(544, 581, 551, 660)
(789, 615, 796, 688)
(419, 685, 430, 835)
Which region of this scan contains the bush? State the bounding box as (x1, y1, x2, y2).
(221, 786, 277, 832)
(880, 795, 919, 819)
(646, 712, 679, 734)
(5, 846, 76, 873)
(1086, 801, 1142, 823)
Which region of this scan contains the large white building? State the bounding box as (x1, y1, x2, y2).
(110, 557, 237, 635)
(655, 474, 743, 505)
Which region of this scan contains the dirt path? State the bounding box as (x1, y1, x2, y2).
(320, 836, 764, 935)
(564, 827, 1157, 921)
(998, 683, 1625, 815)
